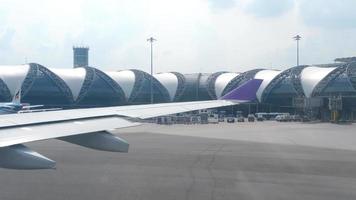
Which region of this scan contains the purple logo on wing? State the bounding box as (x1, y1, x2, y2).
(220, 79, 263, 101)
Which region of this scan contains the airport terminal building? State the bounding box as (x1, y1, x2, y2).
(1, 61, 356, 121)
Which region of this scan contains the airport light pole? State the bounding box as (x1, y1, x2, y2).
(147, 37, 156, 104)
(294, 35, 301, 66)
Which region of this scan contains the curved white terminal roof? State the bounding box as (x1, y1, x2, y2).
(106, 70, 136, 99)
(214, 72, 239, 98)
(0, 65, 30, 96)
(254, 69, 282, 102)
(49, 68, 86, 100)
(154, 73, 178, 101)
(300, 66, 337, 98)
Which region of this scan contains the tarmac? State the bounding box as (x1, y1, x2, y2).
(1, 121, 356, 200)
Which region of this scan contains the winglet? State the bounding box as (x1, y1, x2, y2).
(220, 79, 263, 101)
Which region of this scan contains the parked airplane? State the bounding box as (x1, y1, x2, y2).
(0, 79, 262, 170)
(0, 88, 43, 114)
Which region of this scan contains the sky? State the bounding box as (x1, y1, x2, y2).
(0, 0, 355, 73)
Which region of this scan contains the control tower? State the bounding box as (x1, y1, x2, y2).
(73, 46, 89, 68)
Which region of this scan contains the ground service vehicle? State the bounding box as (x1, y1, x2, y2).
(227, 115, 235, 123)
(248, 114, 255, 122)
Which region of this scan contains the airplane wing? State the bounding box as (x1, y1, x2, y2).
(0, 79, 262, 169)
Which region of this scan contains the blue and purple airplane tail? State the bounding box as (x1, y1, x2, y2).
(220, 79, 263, 101)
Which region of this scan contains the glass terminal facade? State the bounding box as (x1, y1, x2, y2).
(1, 62, 356, 120)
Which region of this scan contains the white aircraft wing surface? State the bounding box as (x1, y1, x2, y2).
(0, 79, 262, 169)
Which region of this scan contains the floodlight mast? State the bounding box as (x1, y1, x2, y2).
(294, 35, 301, 66)
(147, 37, 157, 104)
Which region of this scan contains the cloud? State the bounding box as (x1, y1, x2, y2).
(0, 29, 14, 48)
(245, 0, 295, 18)
(299, 0, 356, 29)
(207, 0, 237, 10)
